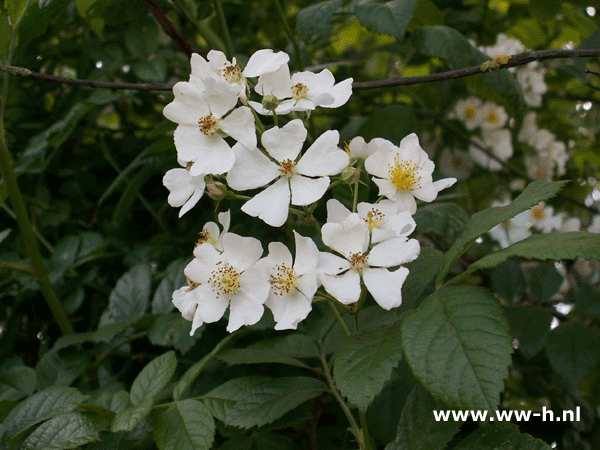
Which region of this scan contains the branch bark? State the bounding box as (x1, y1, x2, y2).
(141, 0, 199, 57)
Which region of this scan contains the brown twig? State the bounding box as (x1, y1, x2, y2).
(141, 0, 199, 57)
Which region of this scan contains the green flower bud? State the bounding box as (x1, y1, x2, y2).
(262, 94, 280, 111)
(206, 181, 227, 201)
(340, 166, 361, 184)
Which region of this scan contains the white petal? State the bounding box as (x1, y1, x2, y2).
(254, 64, 292, 98)
(221, 233, 264, 271)
(241, 178, 291, 227)
(372, 177, 399, 202)
(227, 143, 279, 190)
(290, 175, 329, 206)
(201, 76, 239, 118)
(179, 184, 204, 217)
(218, 210, 231, 233)
(227, 265, 270, 332)
(163, 81, 208, 125)
(296, 130, 349, 176)
(327, 199, 351, 224)
(172, 287, 197, 321)
(174, 126, 234, 175)
(365, 146, 395, 179)
(363, 267, 409, 310)
(433, 177, 457, 193)
(194, 284, 230, 323)
(317, 252, 350, 276)
(398, 133, 422, 166)
(320, 270, 361, 304)
(163, 169, 194, 207)
(322, 213, 369, 258)
(393, 191, 418, 214)
(367, 238, 420, 267)
(262, 119, 307, 162)
(219, 107, 257, 150)
(266, 290, 312, 330)
(323, 77, 353, 108)
(243, 49, 290, 77)
(266, 241, 293, 267)
(292, 231, 319, 276)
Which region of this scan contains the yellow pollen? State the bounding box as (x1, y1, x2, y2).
(269, 263, 298, 296)
(387, 155, 421, 192)
(486, 110, 499, 124)
(464, 106, 477, 120)
(364, 209, 385, 231)
(349, 252, 368, 272)
(291, 83, 309, 101)
(343, 141, 351, 156)
(186, 161, 194, 171)
(195, 229, 217, 248)
(278, 159, 297, 178)
(185, 277, 199, 291)
(221, 63, 243, 83)
(198, 115, 220, 135)
(208, 262, 241, 298)
(531, 206, 545, 221)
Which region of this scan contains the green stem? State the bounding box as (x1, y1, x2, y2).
(273, 0, 304, 70)
(327, 298, 351, 338)
(359, 410, 373, 450)
(213, 0, 234, 58)
(1, 203, 55, 253)
(0, 0, 75, 337)
(352, 179, 359, 213)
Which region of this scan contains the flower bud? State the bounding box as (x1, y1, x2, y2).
(262, 94, 280, 112)
(340, 166, 361, 184)
(206, 181, 227, 201)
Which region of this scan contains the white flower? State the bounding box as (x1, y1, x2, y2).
(346, 136, 392, 159)
(163, 167, 206, 217)
(164, 75, 256, 175)
(318, 213, 420, 309)
(195, 210, 231, 252)
(227, 119, 349, 227)
(178, 233, 269, 334)
(558, 216, 581, 232)
(481, 33, 526, 59)
(439, 148, 474, 180)
(524, 154, 554, 181)
(517, 63, 547, 108)
(260, 232, 319, 330)
(469, 129, 513, 171)
(452, 97, 483, 130)
(526, 202, 564, 233)
(517, 111, 539, 147)
(589, 215, 600, 233)
(479, 101, 508, 130)
(364, 133, 456, 214)
(488, 200, 532, 248)
(326, 199, 416, 244)
(249, 65, 353, 115)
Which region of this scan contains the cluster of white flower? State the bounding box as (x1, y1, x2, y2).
(161, 50, 456, 334)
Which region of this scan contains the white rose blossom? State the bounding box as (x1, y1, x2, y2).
(174, 233, 270, 334)
(318, 213, 420, 309)
(469, 129, 513, 171)
(195, 210, 231, 252)
(163, 165, 206, 217)
(259, 231, 320, 330)
(227, 119, 349, 227)
(452, 97, 483, 130)
(479, 101, 508, 130)
(364, 133, 456, 214)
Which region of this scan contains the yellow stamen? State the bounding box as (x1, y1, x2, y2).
(221, 63, 243, 83)
(208, 262, 240, 298)
(269, 263, 298, 296)
(364, 209, 385, 230)
(198, 115, 220, 135)
(387, 155, 421, 192)
(291, 83, 309, 101)
(349, 252, 368, 272)
(278, 159, 297, 178)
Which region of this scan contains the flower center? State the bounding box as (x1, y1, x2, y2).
(291, 83, 309, 101)
(208, 262, 241, 298)
(486, 110, 499, 124)
(349, 252, 368, 272)
(198, 115, 220, 135)
(387, 156, 421, 192)
(221, 63, 243, 83)
(464, 106, 477, 120)
(278, 159, 297, 178)
(269, 263, 298, 296)
(185, 277, 199, 291)
(531, 206, 546, 221)
(364, 209, 385, 231)
(195, 229, 217, 248)
(534, 166, 546, 180)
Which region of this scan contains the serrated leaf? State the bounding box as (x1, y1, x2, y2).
(218, 333, 319, 368)
(453, 422, 551, 450)
(526, 261, 563, 303)
(386, 383, 462, 450)
(437, 180, 568, 283)
(466, 232, 600, 276)
(50, 323, 127, 353)
(154, 400, 215, 450)
(504, 307, 552, 359)
(296, 0, 344, 43)
(400, 247, 443, 311)
(148, 314, 199, 354)
(414, 202, 469, 241)
(152, 259, 188, 314)
(0, 366, 36, 402)
(402, 286, 513, 410)
(490, 259, 526, 302)
(333, 322, 403, 411)
(130, 351, 177, 406)
(202, 376, 326, 428)
(21, 411, 108, 450)
(35, 351, 89, 390)
(110, 397, 153, 432)
(545, 321, 600, 388)
(576, 284, 600, 318)
(105, 263, 151, 324)
(355, 0, 418, 41)
(1, 387, 88, 442)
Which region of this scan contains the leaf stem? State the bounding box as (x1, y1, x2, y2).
(359, 410, 373, 450)
(327, 298, 351, 338)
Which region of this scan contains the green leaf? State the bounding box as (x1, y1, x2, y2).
(453, 422, 551, 450)
(124, 17, 159, 57)
(333, 322, 403, 411)
(152, 259, 188, 314)
(105, 263, 151, 324)
(466, 232, 600, 276)
(400, 247, 443, 311)
(130, 351, 177, 406)
(0, 11, 10, 60)
(296, 0, 344, 43)
(402, 286, 513, 410)
(148, 314, 199, 354)
(576, 284, 600, 318)
(50, 323, 127, 353)
(545, 321, 600, 388)
(202, 376, 326, 428)
(1, 387, 88, 443)
(110, 396, 153, 432)
(504, 307, 552, 359)
(358, 104, 419, 143)
(218, 333, 319, 368)
(437, 180, 568, 283)
(414, 202, 469, 241)
(355, 0, 418, 40)
(526, 262, 563, 303)
(490, 259, 526, 302)
(132, 58, 167, 83)
(0, 365, 36, 402)
(6, 0, 28, 20)
(174, 333, 239, 401)
(111, 164, 155, 224)
(21, 411, 108, 450)
(154, 399, 215, 450)
(35, 351, 89, 390)
(386, 383, 462, 450)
